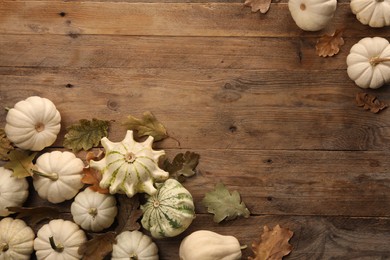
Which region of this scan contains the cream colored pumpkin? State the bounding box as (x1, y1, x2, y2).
(71, 188, 118, 232)
(0, 218, 35, 260)
(5, 96, 61, 151)
(112, 231, 159, 260)
(350, 0, 390, 28)
(33, 151, 84, 203)
(347, 37, 390, 89)
(34, 219, 87, 260)
(288, 0, 337, 31)
(0, 167, 29, 217)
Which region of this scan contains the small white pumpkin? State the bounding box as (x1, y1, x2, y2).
(112, 231, 159, 260)
(0, 167, 29, 217)
(347, 37, 390, 89)
(350, 0, 390, 28)
(90, 130, 169, 198)
(288, 0, 337, 31)
(141, 178, 195, 239)
(34, 219, 87, 260)
(5, 96, 61, 151)
(71, 188, 118, 232)
(179, 230, 242, 260)
(33, 151, 84, 203)
(0, 218, 35, 260)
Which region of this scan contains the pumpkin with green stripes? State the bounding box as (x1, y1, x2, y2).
(141, 179, 195, 238)
(90, 130, 169, 198)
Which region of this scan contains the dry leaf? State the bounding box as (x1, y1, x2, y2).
(122, 111, 168, 141)
(115, 194, 143, 233)
(316, 29, 345, 57)
(356, 93, 388, 113)
(78, 231, 117, 260)
(162, 151, 200, 182)
(85, 150, 104, 163)
(7, 206, 60, 226)
(0, 128, 13, 161)
(249, 225, 293, 260)
(82, 167, 109, 194)
(4, 150, 36, 178)
(244, 0, 272, 14)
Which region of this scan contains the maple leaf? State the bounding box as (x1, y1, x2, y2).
(82, 167, 109, 194)
(7, 206, 60, 226)
(122, 111, 168, 141)
(78, 231, 117, 260)
(249, 225, 294, 260)
(356, 93, 388, 113)
(202, 182, 250, 223)
(163, 151, 200, 182)
(0, 128, 14, 161)
(115, 194, 143, 233)
(63, 118, 110, 152)
(244, 0, 271, 14)
(316, 29, 345, 57)
(4, 150, 36, 178)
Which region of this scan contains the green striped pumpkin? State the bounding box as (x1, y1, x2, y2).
(141, 179, 195, 238)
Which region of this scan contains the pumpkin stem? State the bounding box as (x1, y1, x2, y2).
(35, 122, 45, 132)
(0, 242, 9, 252)
(240, 244, 248, 250)
(370, 57, 390, 66)
(124, 152, 136, 163)
(32, 169, 59, 181)
(49, 236, 64, 253)
(88, 207, 98, 217)
(129, 253, 138, 260)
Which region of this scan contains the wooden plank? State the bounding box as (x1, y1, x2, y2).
(0, 2, 388, 37)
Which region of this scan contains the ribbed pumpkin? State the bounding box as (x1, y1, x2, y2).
(141, 179, 195, 239)
(112, 231, 159, 260)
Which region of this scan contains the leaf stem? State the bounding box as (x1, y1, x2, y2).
(370, 57, 390, 66)
(32, 169, 59, 181)
(0, 242, 9, 252)
(49, 237, 64, 253)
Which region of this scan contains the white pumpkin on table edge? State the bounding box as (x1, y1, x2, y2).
(350, 0, 390, 28)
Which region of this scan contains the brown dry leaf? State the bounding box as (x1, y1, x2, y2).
(0, 128, 14, 161)
(249, 224, 294, 260)
(115, 194, 143, 233)
(356, 93, 388, 113)
(82, 167, 109, 194)
(7, 206, 60, 226)
(85, 150, 104, 163)
(78, 231, 117, 260)
(316, 29, 345, 57)
(244, 0, 271, 14)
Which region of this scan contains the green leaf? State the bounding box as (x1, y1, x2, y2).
(0, 128, 14, 161)
(202, 182, 250, 223)
(163, 151, 200, 182)
(6, 206, 60, 226)
(63, 118, 110, 152)
(4, 150, 36, 178)
(122, 111, 168, 141)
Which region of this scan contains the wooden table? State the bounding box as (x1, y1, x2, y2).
(1, 0, 390, 259)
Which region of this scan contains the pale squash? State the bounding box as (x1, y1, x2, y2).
(350, 0, 390, 28)
(112, 231, 159, 260)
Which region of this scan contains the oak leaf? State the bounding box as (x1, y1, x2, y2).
(163, 151, 200, 182)
(249, 225, 293, 260)
(244, 0, 271, 14)
(316, 29, 345, 57)
(202, 182, 250, 223)
(0, 128, 13, 160)
(4, 150, 36, 178)
(78, 231, 117, 260)
(82, 167, 109, 194)
(122, 111, 168, 141)
(115, 194, 143, 233)
(7, 206, 60, 226)
(356, 93, 388, 113)
(63, 118, 110, 152)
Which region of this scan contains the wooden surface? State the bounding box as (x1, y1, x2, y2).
(1, 0, 390, 259)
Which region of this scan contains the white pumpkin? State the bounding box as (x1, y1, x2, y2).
(347, 37, 390, 89)
(112, 231, 159, 260)
(34, 219, 87, 260)
(5, 96, 61, 151)
(350, 0, 390, 28)
(71, 188, 118, 232)
(0, 167, 29, 217)
(0, 218, 35, 260)
(288, 0, 337, 31)
(33, 151, 84, 203)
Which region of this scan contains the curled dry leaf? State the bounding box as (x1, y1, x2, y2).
(163, 151, 200, 182)
(244, 0, 272, 14)
(0, 128, 14, 161)
(78, 231, 117, 260)
(122, 111, 168, 141)
(82, 167, 109, 194)
(4, 149, 37, 178)
(316, 29, 345, 57)
(7, 206, 60, 226)
(115, 194, 143, 233)
(85, 150, 104, 164)
(356, 93, 388, 113)
(249, 224, 294, 260)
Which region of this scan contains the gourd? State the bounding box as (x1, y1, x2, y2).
(5, 96, 61, 151)
(90, 130, 169, 198)
(347, 37, 390, 89)
(33, 151, 84, 203)
(0, 218, 35, 260)
(71, 188, 118, 232)
(34, 219, 87, 260)
(112, 231, 159, 260)
(288, 0, 337, 31)
(179, 230, 242, 260)
(141, 178, 195, 238)
(350, 0, 390, 28)
(0, 167, 29, 217)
